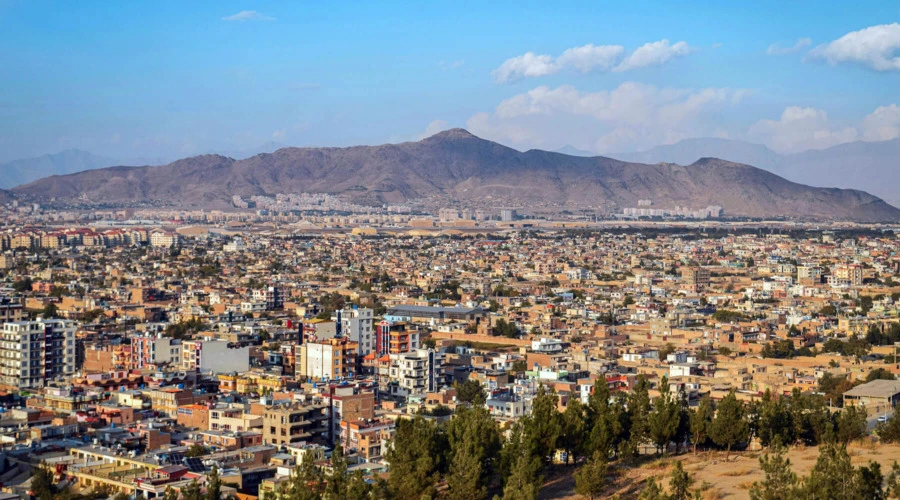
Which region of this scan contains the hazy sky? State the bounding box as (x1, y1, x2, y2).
(1, 1, 899, 162)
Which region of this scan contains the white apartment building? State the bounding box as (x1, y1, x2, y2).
(149, 231, 181, 248)
(388, 349, 442, 398)
(334, 307, 375, 356)
(181, 339, 250, 374)
(0, 320, 76, 389)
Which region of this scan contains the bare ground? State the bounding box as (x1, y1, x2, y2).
(537, 442, 900, 500)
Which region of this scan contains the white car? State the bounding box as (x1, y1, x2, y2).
(878, 415, 892, 423)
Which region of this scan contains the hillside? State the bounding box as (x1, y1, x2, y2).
(0, 149, 120, 189)
(611, 138, 900, 206)
(13, 129, 900, 222)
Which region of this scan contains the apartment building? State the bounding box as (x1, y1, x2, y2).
(681, 267, 711, 290)
(375, 320, 420, 356)
(262, 402, 329, 446)
(295, 337, 358, 381)
(149, 230, 181, 248)
(131, 334, 182, 369)
(209, 404, 263, 432)
(833, 263, 864, 286)
(334, 306, 374, 356)
(0, 319, 76, 389)
(181, 339, 250, 374)
(0, 299, 24, 323)
(388, 348, 442, 398)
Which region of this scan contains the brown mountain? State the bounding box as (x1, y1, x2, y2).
(13, 129, 900, 221)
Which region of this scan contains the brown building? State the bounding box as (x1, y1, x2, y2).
(262, 402, 329, 446)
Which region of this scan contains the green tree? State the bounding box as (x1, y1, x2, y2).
(833, 404, 867, 446)
(40, 302, 59, 319)
(710, 389, 748, 461)
(755, 390, 795, 448)
(501, 452, 541, 500)
(798, 443, 884, 500)
(162, 487, 180, 500)
(325, 443, 348, 499)
(527, 385, 562, 465)
(447, 436, 486, 500)
(454, 379, 487, 406)
(638, 476, 666, 500)
(206, 465, 222, 500)
(181, 480, 203, 500)
(30, 463, 58, 500)
(627, 375, 652, 455)
(346, 469, 372, 500)
(560, 398, 587, 465)
(648, 376, 680, 454)
(668, 460, 694, 500)
(749, 445, 799, 500)
(587, 377, 620, 458)
(886, 461, 900, 499)
(290, 451, 324, 500)
(690, 395, 714, 454)
(574, 451, 608, 500)
(866, 367, 895, 382)
(185, 443, 209, 457)
(446, 406, 500, 498)
(385, 415, 443, 499)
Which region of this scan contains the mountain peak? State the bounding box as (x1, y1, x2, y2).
(424, 128, 477, 140)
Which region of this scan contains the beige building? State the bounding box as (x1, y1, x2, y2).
(262, 402, 329, 446)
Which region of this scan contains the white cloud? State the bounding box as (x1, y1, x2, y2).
(417, 120, 450, 140)
(272, 129, 286, 141)
(492, 52, 560, 83)
(222, 10, 275, 21)
(492, 40, 690, 83)
(748, 106, 858, 153)
(808, 23, 900, 71)
(767, 37, 812, 55)
(467, 82, 748, 153)
(862, 104, 900, 141)
(712, 43, 723, 49)
(555, 44, 624, 73)
(613, 39, 692, 72)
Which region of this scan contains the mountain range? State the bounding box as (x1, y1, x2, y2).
(612, 138, 900, 206)
(0, 149, 121, 189)
(12, 129, 900, 222)
(0, 142, 287, 189)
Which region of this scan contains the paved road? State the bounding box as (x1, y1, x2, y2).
(868, 409, 894, 431)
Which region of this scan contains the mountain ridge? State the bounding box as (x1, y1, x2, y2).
(610, 137, 900, 205)
(12, 129, 900, 222)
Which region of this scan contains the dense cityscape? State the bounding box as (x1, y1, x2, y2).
(3, 2, 900, 499)
(0, 199, 899, 498)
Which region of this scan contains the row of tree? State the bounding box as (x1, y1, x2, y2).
(50, 376, 878, 500)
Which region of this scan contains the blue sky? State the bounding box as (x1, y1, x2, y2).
(0, 0, 898, 162)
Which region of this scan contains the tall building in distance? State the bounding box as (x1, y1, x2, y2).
(681, 267, 711, 291)
(334, 306, 374, 356)
(0, 319, 76, 389)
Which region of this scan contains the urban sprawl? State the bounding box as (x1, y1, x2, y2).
(2, 199, 900, 499)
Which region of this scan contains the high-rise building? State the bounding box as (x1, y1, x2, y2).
(387, 348, 442, 397)
(295, 337, 358, 381)
(0, 320, 76, 389)
(376, 320, 419, 356)
(265, 286, 284, 310)
(681, 267, 711, 289)
(334, 307, 374, 356)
